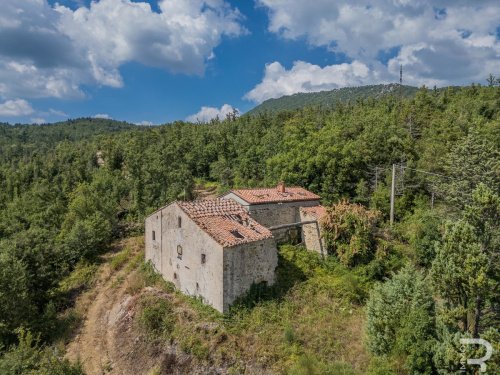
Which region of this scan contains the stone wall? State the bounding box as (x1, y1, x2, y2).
(222, 237, 277, 312)
(145, 209, 162, 272)
(299, 210, 325, 255)
(248, 201, 319, 242)
(222, 192, 320, 243)
(145, 203, 225, 312)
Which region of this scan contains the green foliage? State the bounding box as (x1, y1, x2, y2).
(431, 184, 498, 336)
(138, 294, 176, 340)
(247, 84, 418, 115)
(287, 355, 361, 375)
(398, 202, 443, 268)
(0, 329, 84, 375)
(56, 261, 98, 294)
(439, 131, 499, 209)
(61, 212, 112, 261)
(0, 253, 32, 346)
(365, 357, 397, 375)
(366, 265, 436, 374)
(110, 246, 132, 270)
(322, 200, 381, 266)
(0, 85, 498, 369)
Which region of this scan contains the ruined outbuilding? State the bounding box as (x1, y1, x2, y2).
(221, 182, 321, 242)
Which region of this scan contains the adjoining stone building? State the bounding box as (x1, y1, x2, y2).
(145, 199, 277, 313)
(221, 182, 322, 243)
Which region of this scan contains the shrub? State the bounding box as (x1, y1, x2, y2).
(322, 200, 381, 266)
(138, 295, 176, 340)
(366, 265, 436, 374)
(0, 329, 84, 375)
(110, 246, 131, 270)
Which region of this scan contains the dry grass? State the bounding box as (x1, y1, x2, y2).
(131, 244, 371, 374)
(62, 237, 372, 374)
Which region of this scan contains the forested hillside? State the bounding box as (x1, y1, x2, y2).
(0, 118, 137, 146)
(0, 85, 498, 374)
(246, 83, 419, 115)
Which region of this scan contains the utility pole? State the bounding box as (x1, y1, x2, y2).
(390, 164, 396, 226)
(431, 191, 435, 210)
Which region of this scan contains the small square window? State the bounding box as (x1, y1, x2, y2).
(152, 230, 156, 241)
(201, 253, 206, 264)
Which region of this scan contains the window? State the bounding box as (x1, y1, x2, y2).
(178, 216, 182, 228)
(152, 230, 156, 241)
(177, 245, 183, 259)
(173, 272, 177, 279)
(201, 253, 206, 264)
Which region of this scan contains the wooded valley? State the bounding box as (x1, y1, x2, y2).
(0, 85, 498, 374)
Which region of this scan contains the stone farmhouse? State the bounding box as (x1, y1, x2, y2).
(145, 183, 325, 313)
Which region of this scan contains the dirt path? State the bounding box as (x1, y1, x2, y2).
(64, 237, 234, 375)
(66, 240, 152, 375)
(193, 184, 218, 200)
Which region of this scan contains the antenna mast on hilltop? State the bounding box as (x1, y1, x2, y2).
(399, 64, 403, 100)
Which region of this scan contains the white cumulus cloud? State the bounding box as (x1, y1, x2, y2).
(31, 117, 46, 125)
(136, 120, 154, 126)
(0, 0, 245, 100)
(245, 60, 378, 103)
(254, 0, 500, 90)
(0, 99, 34, 116)
(186, 104, 238, 122)
(93, 113, 111, 119)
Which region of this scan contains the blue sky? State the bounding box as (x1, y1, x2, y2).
(0, 0, 499, 125)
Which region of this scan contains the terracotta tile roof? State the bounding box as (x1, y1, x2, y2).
(177, 199, 273, 247)
(300, 205, 326, 220)
(229, 186, 321, 204)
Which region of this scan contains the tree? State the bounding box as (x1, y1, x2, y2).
(439, 132, 499, 209)
(0, 253, 33, 347)
(463, 184, 499, 337)
(366, 265, 436, 374)
(430, 185, 498, 338)
(399, 202, 443, 268)
(61, 212, 112, 262)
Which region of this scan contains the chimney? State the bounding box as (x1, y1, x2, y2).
(277, 181, 286, 193)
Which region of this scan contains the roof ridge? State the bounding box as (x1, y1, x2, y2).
(232, 185, 307, 191)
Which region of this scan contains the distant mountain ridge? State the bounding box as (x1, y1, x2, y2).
(0, 118, 138, 146)
(246, 84, 419, 115)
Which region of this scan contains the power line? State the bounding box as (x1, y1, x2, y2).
(401, 166, 453, 180)
(389, 163, 454, 226)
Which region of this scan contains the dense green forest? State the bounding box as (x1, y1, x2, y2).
(0, 85, 498, 374)
(246, 83, 419, 115)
